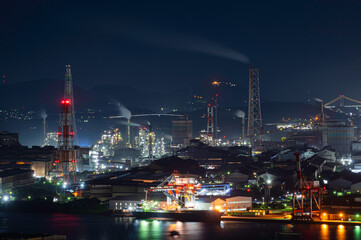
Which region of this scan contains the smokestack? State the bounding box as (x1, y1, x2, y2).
(315, 98, 325, 125)
(235, 110, 246, 144)
(242, 117, 245, 143)
(40, 110, 47, 146)
(127, 118, 131, 148)
(43, 117, 47, 145)
(148, 124, 153, 159)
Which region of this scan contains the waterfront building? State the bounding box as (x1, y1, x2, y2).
(109, 195, 143, 211)
(226, 196, 252, 211)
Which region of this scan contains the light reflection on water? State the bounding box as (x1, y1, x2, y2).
(337, 225, 346, 240)
(355, 226, 361, 240)
(1, 212, 361, 240)
(320, 224, 329, 240)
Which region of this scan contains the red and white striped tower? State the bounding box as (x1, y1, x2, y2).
(56, 65, 77, 183)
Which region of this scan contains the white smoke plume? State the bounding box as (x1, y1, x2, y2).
(235, 110, 245, 119)
(105, 23, 250, 64)
(109, 98, 132, 120)
(118, 120, 140, 127)
(40, 110, 47, 119)
(118, 104, 131, 120)
(163, 134, 172, 140)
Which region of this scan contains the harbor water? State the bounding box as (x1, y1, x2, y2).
(0, 212, 360, 240)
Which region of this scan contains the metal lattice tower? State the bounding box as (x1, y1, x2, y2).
(64, 65, 78, 144)
(206, 99, 215, 145)
(214, 94, 218, 141)
(247, 67, 262, 144)
(56, 65, 77, 183)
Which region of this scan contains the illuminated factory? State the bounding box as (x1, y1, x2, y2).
(133, 125, 166, 159)
(43, 132, 59, 147)
(90, 125, 168, 171)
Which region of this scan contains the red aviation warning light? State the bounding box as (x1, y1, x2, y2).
(61, 99, 71, 105)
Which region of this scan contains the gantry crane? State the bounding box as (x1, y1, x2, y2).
(292, 153, 324, 221)
(145, 171, 201, 209)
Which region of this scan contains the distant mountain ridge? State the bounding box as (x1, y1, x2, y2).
(1, 79, 346, 146)
(0, 79, 191, 112)
(0, 79, 96, 110)
(0, 79, 340, 122)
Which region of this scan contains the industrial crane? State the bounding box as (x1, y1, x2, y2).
(145, 171, 201, 210)
(292, 153, 325, 221)
(323, 94, 361, 108)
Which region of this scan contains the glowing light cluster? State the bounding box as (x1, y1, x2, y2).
(61, 99, 71, 105)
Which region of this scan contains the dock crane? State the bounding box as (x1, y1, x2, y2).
(292, 153, 325, 221)
(145, 171, 201, 209)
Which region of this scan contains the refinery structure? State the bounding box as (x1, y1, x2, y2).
(48, 64, 361, 177)
(4, 63, 361, 226)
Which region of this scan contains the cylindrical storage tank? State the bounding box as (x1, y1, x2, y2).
(326, 125, 354, 155)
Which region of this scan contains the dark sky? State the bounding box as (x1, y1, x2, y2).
(1, 0, 361, 102)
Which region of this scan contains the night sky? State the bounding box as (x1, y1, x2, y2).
(1, 1, 361, 102)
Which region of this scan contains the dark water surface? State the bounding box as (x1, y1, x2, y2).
(0, 212, 360, 240)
